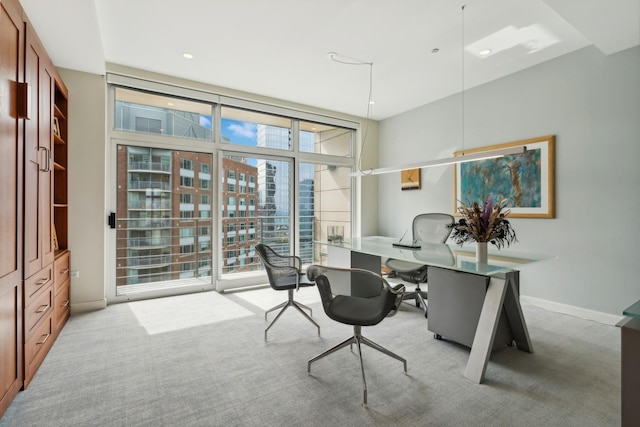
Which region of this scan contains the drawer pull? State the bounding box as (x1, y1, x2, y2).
(35, 277, 50, 287)
(37, 333, 51, 346)
(36, 304, 50, 314)
(61, 268, 70, 275)
(63, 300, 70, 308)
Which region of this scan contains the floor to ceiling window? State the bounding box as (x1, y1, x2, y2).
(115, 146, 213, 297)
(220, 154, 291, 275)
(107, 75, 357, 301)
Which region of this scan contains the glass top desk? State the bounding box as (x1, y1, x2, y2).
(320, 236, 557, 384)
(623, 300, 640, 319)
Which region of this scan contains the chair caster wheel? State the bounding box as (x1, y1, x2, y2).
(434, 334, 442, 340)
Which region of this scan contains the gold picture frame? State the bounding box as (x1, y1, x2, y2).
(453, 135, 555, 218)
(52, 224, 59, 250)
(53, 116, 60, 137)
(401, 168, 421, 190)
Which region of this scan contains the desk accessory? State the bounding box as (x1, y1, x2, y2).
(392, 229, 421, 249)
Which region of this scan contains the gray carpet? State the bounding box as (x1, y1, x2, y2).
(0, 287, 620, 426)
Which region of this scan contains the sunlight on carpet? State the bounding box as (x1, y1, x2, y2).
(128, 291, 254, 335)
(232, 285, 321, 310)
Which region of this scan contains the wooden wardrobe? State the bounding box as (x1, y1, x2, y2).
(1, 0, 71, 417)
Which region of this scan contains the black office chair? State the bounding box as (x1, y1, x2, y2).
(306, 265, 406, 406)
(255, 243, 320, 340)
(385, 213, 454, 317)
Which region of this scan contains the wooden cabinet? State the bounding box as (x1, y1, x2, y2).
(53, 84, 69, 254)
(22, 264, 54, 388)
(22, 18, 58, 390)
(53, 252, 71, 333)
(0, 0, 24, 416)
(23, 281, 54, 388)
(0, 0, 71, 414)
(23, 19, 55, 280)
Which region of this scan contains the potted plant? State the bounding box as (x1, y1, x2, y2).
(449, 197, 517, 263)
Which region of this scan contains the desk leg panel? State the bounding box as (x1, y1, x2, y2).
(502, 272, 533, 353)
(326, 246, 381, 273)
(464, 276, 508, 383)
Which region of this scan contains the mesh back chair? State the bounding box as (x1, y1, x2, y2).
(385, 213, 454, 317)
(306, 265, 406, 406)
(255, 244, 320, 340)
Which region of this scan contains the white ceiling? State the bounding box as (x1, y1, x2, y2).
(19, 0, 640, 121)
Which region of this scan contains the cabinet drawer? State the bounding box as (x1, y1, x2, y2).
(24, 264, 53, 303)
(54, 279, 70, 330)
(25, 287, 53, 340)
(24, 314, 54, 388)
(54, 252, 71, 289)
(25, 315, 53, 370)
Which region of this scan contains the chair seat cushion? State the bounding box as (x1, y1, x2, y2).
(272, 273, 315, 291)
(327, 293, 391, 326)
(385, 259, 425, 273)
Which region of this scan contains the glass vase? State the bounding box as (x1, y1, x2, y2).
(476, 241, 488, 264)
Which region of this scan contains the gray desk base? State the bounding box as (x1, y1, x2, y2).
(327, 246, 534, 383)
(619, 316, 640, 426)
(428, 267, 533, 383)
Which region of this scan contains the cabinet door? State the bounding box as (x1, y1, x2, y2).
(0, 0, 24, 417)
(23, 21, 54, 279)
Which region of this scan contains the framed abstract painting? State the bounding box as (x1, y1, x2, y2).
(453, 135, 555, 218)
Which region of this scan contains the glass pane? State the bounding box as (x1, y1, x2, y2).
(221, 107, 292, 150)
(300, 121, 352, 157)
(222, 154, 291, 275)
(116, 145, 213, 296)
(299, 162, 352, 265)
(115, 87, 213, 141)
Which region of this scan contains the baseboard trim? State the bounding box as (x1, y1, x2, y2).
(71, 298, 107, 314)
(521, 295, 624, 326)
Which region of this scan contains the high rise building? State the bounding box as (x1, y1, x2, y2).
(116, 147, 214, 288)
(221, 157, 259, 273)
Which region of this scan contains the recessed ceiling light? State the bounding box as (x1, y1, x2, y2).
(479, 49, 492, 57)
(369, 100, 376, 105)
(183, 52, 194, 59)
(167, 102, 174, 107)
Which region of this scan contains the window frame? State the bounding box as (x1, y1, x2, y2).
(106, 73, 359, 301)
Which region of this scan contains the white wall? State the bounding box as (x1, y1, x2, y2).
(58, 68, 107, 313)
(377, 45, 640, 318)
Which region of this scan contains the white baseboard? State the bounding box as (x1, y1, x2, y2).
(521, 295, 624, 326)
(70, 298, 107, 314)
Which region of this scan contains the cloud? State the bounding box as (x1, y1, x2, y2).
(199, 115, 212, 130)
(227, 122, 257, 139)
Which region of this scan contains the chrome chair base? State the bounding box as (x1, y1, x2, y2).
(265, 289, 320, 340)
(307, 325, 407, 406)
(403, 286, 428, 317)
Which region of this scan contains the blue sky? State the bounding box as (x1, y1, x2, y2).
(199, 116, 258, 147)
(221, 119, 257, 146)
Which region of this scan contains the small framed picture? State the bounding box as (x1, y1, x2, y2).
(52, 225, 59, 250)
(53, 116, 60, 137)
(401, 168, 421, 190)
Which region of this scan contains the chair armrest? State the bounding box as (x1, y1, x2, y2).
(270, 251, 302, 270)
(387, 283, 406, 318)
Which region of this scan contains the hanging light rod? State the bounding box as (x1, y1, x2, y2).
(350, 145, 526, 177)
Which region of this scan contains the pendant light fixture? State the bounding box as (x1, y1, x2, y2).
(351, 4, 525, 177)
(350, 145, 525, 176)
